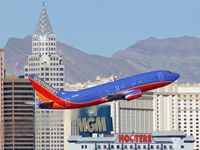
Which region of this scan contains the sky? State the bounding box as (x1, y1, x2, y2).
(0, 0, 200, 57)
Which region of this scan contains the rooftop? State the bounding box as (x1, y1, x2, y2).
(35, 2, 53, 37)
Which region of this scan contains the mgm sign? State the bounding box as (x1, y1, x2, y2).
(76, 105, 113, 135)
(77, 117, 108, 133)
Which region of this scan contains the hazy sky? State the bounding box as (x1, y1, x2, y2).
(0, 0, 200, 56)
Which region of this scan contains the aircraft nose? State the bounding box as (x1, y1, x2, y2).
(172, 73, 180, 81)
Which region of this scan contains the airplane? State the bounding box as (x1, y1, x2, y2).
(27, 70, 180, 109)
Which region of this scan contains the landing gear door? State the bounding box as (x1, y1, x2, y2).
(158, 72, 164, 81)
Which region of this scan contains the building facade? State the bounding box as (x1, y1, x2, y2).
(153, 82, 179, 131)
(111, 92, 153, 134)
(24, 3, 66, 150)
(0, 48, 5, 150)
(153, 82, 200, 149)
(3, 76, 34, 150)
(68, 131, 195, 150)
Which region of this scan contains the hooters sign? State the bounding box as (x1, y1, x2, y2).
(119, 134, 152, 143)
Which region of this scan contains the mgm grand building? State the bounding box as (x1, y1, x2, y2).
(69, 105, 194, 150)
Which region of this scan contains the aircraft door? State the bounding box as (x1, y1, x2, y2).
(158, 72, 164, 81)
(65, 98, 70, 107)
(115, 86, 120, 92)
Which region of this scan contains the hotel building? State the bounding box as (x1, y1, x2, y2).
(3, 76, 34, 150)
(68, 131, 194, 150)
(153, 82, 200, 149)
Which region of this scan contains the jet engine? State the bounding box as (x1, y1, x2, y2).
(124, 89, 142, 101)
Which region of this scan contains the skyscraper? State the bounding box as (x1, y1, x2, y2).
(0, 48, 5, 150)
(24, 3, 64, 90)
(3, 77, 34, 150)
(24, 3, 66, 150)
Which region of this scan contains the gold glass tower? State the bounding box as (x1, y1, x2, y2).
(0, 48, 5, 150)
(3, 77, 34, 150)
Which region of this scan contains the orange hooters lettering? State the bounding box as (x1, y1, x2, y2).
(118, 134, 152, 143)
(119, 134, 124, 142)
(33, 76, 58, 95)
(148, 135, 152, 142)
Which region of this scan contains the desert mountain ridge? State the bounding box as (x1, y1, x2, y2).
(4, 35, 200, 84)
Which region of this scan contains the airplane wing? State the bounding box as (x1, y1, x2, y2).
(106, 89, 142, 101)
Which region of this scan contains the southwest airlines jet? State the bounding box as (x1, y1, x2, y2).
(28, 70, 180, 109)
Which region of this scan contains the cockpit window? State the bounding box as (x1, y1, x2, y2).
(167, 71, 172, 75)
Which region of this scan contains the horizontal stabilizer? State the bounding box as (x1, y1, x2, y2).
(24, 101, 37, 105)
(24, 101, 54, 109)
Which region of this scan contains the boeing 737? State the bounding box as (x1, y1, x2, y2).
(28, 70, 180, 109)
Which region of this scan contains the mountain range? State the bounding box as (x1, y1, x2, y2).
(4, 35, 200, 84)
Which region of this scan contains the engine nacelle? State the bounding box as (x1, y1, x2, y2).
(125, 89, 142, 101)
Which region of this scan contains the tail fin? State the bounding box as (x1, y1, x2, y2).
(28, 74, 61, 104)
(28, 74, 68, 109)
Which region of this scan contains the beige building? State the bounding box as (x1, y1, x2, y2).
(153, 82, 179, 131)
(3, 76, 34, 150)
(111, 92, 153, 134)
(65, 75, 118, 91)
(0, 48, 4, 150)
(153, 82, 200, 149)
